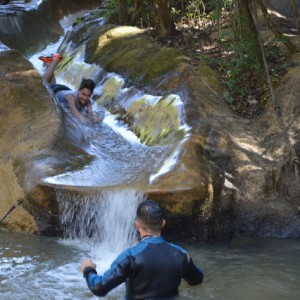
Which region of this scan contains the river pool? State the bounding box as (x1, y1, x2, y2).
(1, 230, 299, 300)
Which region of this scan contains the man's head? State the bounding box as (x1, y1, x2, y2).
(135, 200, 165, 235)
(79, 78, 96, 92)
(78, 78, 96, 105)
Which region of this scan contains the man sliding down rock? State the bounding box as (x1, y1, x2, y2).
(41, 54, 99, 124)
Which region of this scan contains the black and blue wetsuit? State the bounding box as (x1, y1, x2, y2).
(83, 236, 204, 299)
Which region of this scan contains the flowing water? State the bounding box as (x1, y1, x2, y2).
(1, 218, 300, 299)
(1, 190, 299, 300)
(27, 13, 184, 191)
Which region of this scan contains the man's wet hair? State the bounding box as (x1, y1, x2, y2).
(79, 78, 95, 92)
(136, 200, 164, 231)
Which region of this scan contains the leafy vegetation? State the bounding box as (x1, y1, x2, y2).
(174, 6, 294, 117)
(103, 0, 298, 118)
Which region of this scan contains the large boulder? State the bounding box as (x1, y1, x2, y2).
(0, 0, 101, 53)
(0, 49, 61, 233)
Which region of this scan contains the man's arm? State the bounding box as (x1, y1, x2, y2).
(80, 253, 130, 297)
(182, 255, 204, 286)
(86, 102, 100, 123)
(65, 94, 89, 122)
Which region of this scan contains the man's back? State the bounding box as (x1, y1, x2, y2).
(81, 200, 204, 299)
(125, 236, 203, 299)
(84, 236, 203, 299)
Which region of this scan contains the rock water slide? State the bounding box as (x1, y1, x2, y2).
(0, 0, 300, 240)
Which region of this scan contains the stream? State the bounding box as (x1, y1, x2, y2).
(1, 189, 299, 300)
(1, 228, 299, 300)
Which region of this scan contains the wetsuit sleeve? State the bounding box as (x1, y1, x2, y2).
(83, 251, 131, 297)
(182, 255, 204, 286)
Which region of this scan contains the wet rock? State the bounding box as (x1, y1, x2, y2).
(0, 49, 61, 233)
(53, 19, 300, 240)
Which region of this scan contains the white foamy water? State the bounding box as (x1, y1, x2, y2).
(55, 189, 145, 299)
(0, 189, 145, 300)
(103, 111, 141, 145)
(57, 189, 145, 252)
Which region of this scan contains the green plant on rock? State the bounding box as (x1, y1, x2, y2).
(105, 0, 153, 28)
(106, 0, 119, 20)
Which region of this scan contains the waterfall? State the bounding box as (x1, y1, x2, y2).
(56, 189, 146, 252)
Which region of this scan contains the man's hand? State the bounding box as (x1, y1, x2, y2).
(88, 114, 101, 123)
(81, 116, 92, 124)
(92, 115, 101, 123)
(80, 258, 97, 273)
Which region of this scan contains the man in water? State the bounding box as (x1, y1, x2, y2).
(42, 54, 99, 123)
(80, 200, 204, 299)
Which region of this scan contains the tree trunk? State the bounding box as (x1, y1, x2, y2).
(118, 0, 128, 25)
(235, 0, 263, 69)
(153, 0, 173, 38)
(130, 0, 139, 25)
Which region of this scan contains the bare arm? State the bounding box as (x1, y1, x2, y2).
(86, 102, 96, 120)
(86, 102, 100, 123)
(65, 94, 89, 123)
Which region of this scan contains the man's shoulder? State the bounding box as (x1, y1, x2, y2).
(144, 237, 189, 256)
(56, 89, 76, 98)
(128, 241, 149, 256)
(114, 242, 148, 264)
(162, 239, 189, 255)
(63, 90, 77, 98)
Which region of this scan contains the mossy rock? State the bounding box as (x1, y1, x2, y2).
(85, 25, 184, 84)
(127, 95, 184, 146)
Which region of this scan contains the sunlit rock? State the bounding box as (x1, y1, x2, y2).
(0, 49, 61, 233)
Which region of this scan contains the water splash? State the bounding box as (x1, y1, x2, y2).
(56, 189, 145, 252)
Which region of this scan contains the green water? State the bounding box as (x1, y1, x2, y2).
(1, 230, 299, 300)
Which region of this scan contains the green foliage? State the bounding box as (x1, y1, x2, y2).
(130, 0, 153, 28)
(72, 9, 106, 27)
(104, 0, 153, 27)
(265, 44, 280, 62)
(206, 0, 233, 32)
(105, 0, 119, 20)
(99, 0, 286, 117)
(184, 0, 206, 26)
(205, 40, 289, 117)
(222, 42, 262, 113)
(206, 0, 233, 12)
(186, 0, 206, 14)
(170, 6, 181, 21)
(234, 40, 261, 77)
(104, 0, 235, 30)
